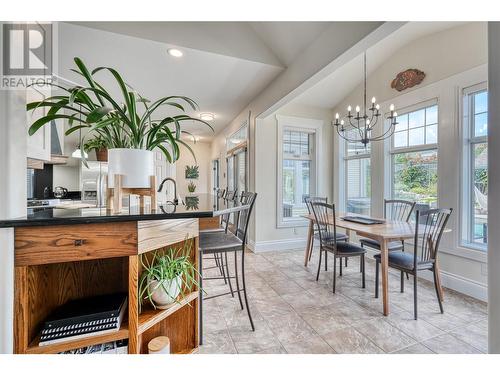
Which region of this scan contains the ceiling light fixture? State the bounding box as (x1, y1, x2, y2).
(167, 48, 183, 57)
(199, 112, 214, 121)
(333, 52, 397, 146)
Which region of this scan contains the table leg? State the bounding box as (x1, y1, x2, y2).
(304, 220, 314, 267)
(380, 240, 390, 316)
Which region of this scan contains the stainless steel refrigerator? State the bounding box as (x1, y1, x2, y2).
(81, 161, 108, 207)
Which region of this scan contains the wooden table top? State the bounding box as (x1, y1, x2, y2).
(303, 213, 449, 242)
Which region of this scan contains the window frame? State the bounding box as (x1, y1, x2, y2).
(460, 82, 488, 251)
(389, 99, 439, 207)
(276, 115, 323, 228)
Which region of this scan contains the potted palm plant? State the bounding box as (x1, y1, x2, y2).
(139, 240, 200, 310)
(27, 57, 212, 188)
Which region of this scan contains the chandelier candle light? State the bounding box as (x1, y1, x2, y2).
(333, 52, 398, 146)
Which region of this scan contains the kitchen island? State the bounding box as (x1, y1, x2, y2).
(0, 194, 239, 354)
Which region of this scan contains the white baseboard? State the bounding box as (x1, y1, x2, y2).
(248, 237, 308, 253)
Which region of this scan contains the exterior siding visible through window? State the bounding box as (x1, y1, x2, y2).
(344, 128, 371, 215)
(461, 85, 488, 250)
(391, 103, 439, 212)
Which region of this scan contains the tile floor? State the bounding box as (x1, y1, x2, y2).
(198, 247, 488, 354)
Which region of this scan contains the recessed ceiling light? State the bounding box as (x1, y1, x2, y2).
(167, 48, 183, 57)
(200, 112, 214, 121)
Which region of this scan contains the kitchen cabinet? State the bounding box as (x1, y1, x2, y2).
(26, 87, 51, 162)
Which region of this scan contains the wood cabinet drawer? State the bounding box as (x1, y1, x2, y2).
(15, 222, 138, 266)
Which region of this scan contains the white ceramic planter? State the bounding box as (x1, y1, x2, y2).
(148, 275, 183, 308)
(107, 148, 154, 188)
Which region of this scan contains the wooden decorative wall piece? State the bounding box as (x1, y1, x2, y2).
(391, 69, 426, 92)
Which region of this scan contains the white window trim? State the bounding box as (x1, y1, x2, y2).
(276, 115, 323, 228)
(460, 81, 488, 251)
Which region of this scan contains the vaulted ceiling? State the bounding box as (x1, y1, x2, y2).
(58, 22, 335, 140)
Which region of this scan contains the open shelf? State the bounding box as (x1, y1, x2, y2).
(138, 291, 198, 335)
(26, 322, 129, 354)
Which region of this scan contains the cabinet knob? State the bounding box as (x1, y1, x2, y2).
(74, 239, 85, 246)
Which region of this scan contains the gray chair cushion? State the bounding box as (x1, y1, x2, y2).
(324, 241, 366, 255)
(200, 231, 242, 253)
(359, 238, 403, 251)
(373, 251, 434, 271)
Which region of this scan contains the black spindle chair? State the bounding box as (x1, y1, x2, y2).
(305, 197, 348, 269)
(374, 208, 452, 320)
(311, 202, 366, 293)
(199, 192, 257, 343)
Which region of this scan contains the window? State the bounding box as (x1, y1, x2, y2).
(282, 130, 314, 220)
(343, 128, 371, 215)
(391, 103, 438, 210)
(277, 116, 321, 227)
(462, 85, 488, 250)
(226, 122, 248, 193)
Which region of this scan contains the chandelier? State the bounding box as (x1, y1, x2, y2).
(333, 52, 398, 145)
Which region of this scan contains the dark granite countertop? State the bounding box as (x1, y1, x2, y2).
(0, 194, 245, 228)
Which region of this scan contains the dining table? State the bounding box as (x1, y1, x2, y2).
(302, 212, 445, 317)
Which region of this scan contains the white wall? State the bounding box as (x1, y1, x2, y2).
(175, 140, 212, 195)
(53, 165, 81, 191)
(487, 22, 500, 353)
(332, 23, 488, 301)
(252, 103, 333, 251)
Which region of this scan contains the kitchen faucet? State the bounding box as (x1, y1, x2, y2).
(157, 177, 179, 205)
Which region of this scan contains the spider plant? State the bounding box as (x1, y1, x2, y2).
(83, 134, 108, 153)
(27, 57, 213, 164)
(138, 240, 201, 310)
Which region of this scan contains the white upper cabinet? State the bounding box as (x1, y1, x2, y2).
(26, 86, 51, 161)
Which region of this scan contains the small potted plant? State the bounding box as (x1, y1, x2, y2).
(83, 136, 108, 162)
(185, 165, 199, 179)
(139, 240, 200, 310)
(187, 181, 197, 193)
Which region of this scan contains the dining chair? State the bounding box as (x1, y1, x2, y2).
(305, 197, 348, 268)
(199, 192, 257, 341)
(374, 208, 452, 320)
(360, 199, 416, 252)
(360, 199, 416, 279)
(311, 202, 366, 293)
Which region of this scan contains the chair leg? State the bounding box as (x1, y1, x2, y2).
(433, 268, 444, 314)
(316, 247, 323, 281)
(339, 256, 343, 276)
(400, 271, 404, 293)
(413, 273, 418, 320)
(345, 257, 348, 268)
(361, 254, 365, 289)
(224, 252, 234, 298)
(233, 250, 244, 310)
(375, 260, 379, 298)
(332, 256, 337, 293)
(401, 241, 409, 280)
(325, 252, 328, 271)
(219, 252, 228, 285)
(240, 248, 255, 331)
(360, 243, 364, 272)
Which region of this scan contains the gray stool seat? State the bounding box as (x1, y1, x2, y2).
(200, 231, 242, 254)
(360, 238, 403, 251)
